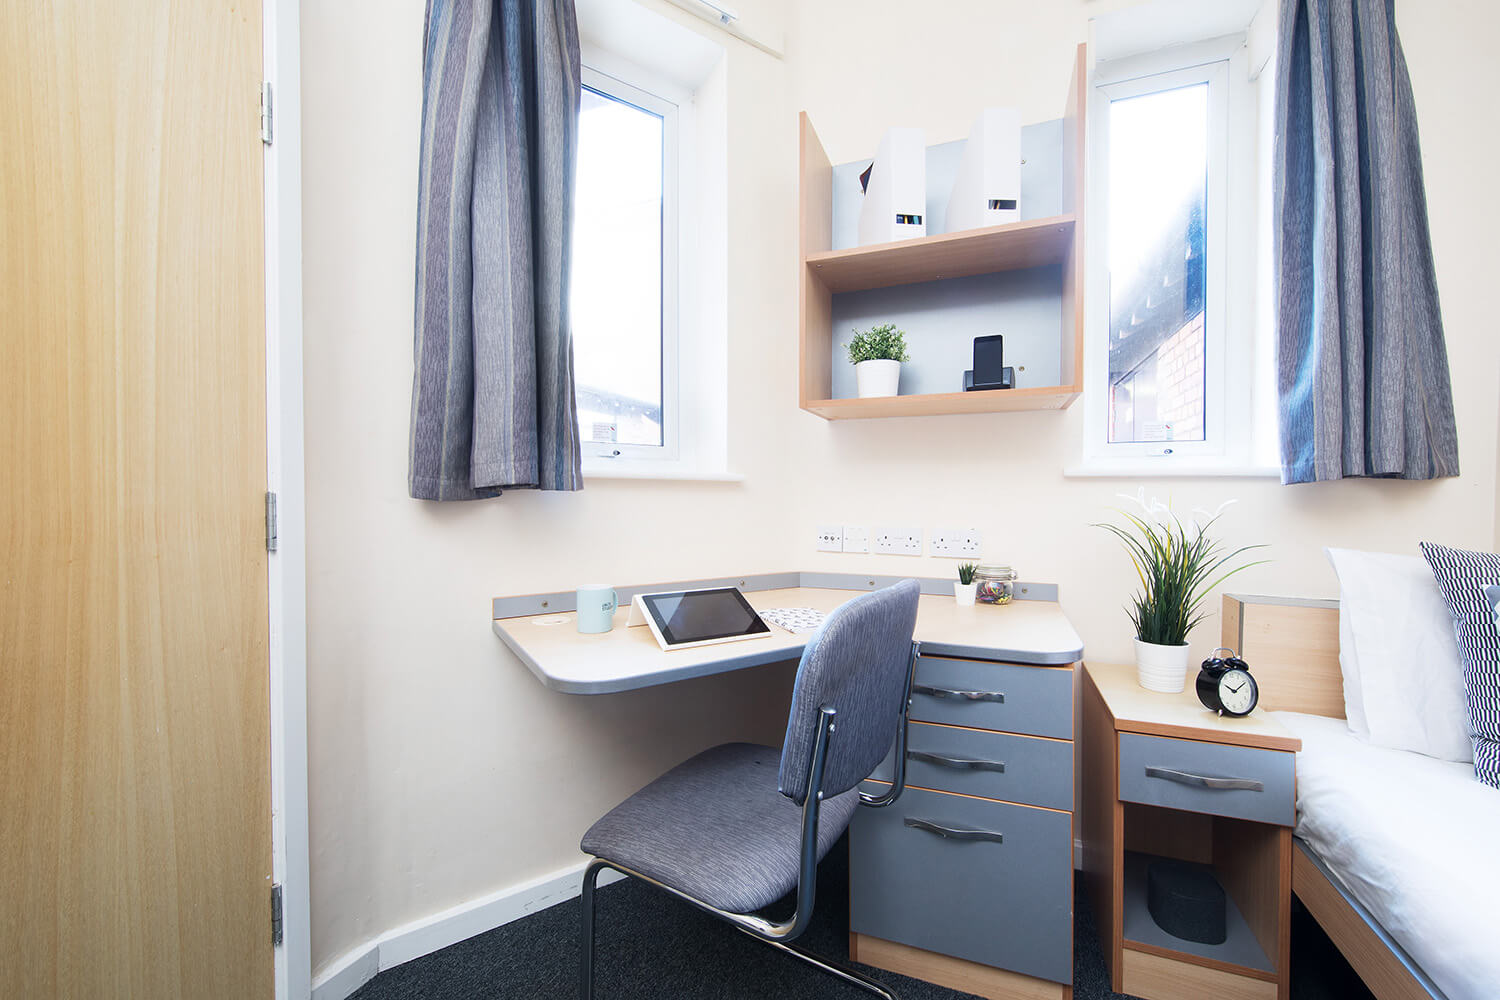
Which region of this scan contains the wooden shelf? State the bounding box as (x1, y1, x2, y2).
(796, 43, 1088, 420)
(803, 384, 1080, 420)
(805, 215, 1076, 294)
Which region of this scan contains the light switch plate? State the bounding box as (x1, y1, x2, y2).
(842, 525, 870, 553)
(815, 524, 844, 552)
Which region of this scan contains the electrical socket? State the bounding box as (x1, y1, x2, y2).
(842, 525, 870, 553)
(874, 524, 922, 556)
(931, 527, 984, 559)
(815, 523, 844, 553)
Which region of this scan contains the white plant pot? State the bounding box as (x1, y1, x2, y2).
(954, 581, 977, 607)
(855, 359, 901, 398)
(1134, 638, 1192, 693)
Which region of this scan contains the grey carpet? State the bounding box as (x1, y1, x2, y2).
(351, 834, 1373, 999)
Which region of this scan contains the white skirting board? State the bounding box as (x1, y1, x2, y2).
(310, 861, 625, 1000)
(313, 845, 1091, 1000)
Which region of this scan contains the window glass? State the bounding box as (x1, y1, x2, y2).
(572, 86, 664, 448)
(1105, 83, 1208, 445)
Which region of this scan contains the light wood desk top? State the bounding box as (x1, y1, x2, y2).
(494, 585, 1084, 694)
(1086, 660, 1302, 753)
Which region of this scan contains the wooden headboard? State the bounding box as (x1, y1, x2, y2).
(1221, 594, 1344, 718)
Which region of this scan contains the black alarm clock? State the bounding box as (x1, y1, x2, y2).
(1196, 647, 1259, 717)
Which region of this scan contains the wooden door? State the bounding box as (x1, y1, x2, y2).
(0, 2, 273, 997)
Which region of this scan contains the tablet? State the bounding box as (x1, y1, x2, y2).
(628, 587, 772, 651)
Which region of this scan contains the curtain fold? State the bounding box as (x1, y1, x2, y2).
(409, 0, 583, 501)
(1273, 0, 1458, 484)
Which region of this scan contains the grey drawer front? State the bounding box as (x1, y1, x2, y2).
(850, 785, 1073, 984)
(1118, 733, 1295, 826)
(870, 723, 1073, 810)
(908, 656, 1072, 739)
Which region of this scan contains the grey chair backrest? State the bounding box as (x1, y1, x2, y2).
(777, 580, 921, 805)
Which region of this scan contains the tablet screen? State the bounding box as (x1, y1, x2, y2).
(640, 588, 770, 646)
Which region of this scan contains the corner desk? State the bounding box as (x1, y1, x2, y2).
(494, 571, 1085, 1000)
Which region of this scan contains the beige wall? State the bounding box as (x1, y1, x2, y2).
(300, 0, 1500, 975)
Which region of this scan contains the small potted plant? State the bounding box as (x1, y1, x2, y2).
(1094, 491, 1266, 693)
(844, 323, 910, 398)
(955, 563, 979, 607)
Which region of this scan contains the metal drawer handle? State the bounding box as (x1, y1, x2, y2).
(1145, 765, 1263, 792)
(903, 817, 1005, 844)
(908, 749, 1006, 773)
(911, 683, 1005, 704)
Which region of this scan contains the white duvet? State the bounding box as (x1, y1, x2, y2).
(1276, 712, 1500, 1000)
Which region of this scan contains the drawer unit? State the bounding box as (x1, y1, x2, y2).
(908, 656, 1073, 739)
(870, 722, 1073, 811)
(850, 784, 1074, 985)
(1117, 733, 1295, 826)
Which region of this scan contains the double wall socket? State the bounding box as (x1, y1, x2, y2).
(931, 527, 984, 559)
(874, 525, 923, 556)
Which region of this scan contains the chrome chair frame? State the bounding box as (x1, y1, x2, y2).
(579, 641, 920, 999)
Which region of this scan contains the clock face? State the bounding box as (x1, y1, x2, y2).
(1217, 668, 1257, 716)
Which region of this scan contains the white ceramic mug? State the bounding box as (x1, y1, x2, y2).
(575, 584, 619, 634)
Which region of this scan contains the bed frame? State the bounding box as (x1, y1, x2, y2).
(1221, 595, 1450, 1000)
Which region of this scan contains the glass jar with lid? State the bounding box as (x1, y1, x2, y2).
(975, 564, 1017, 605)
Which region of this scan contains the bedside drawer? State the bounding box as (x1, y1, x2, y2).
(870, 722, 1073, 810)
(908, 656, 1073, 739)
(850, 785, 1072, 985)
(1118, 733, 1295, 826)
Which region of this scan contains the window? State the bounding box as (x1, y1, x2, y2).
(567, 13, 732, 481)
(1079, 30, 1274, 476)
(1106, 81, 1210, 447)
(572, 69, 679, 461)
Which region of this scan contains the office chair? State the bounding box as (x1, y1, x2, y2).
(578, 579, 923, 999)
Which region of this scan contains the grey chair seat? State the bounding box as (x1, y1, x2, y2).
(580, 742, 860, 914)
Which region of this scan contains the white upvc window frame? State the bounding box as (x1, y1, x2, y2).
(1076, 35, 1273, 478)
(576, 61, 682, 464)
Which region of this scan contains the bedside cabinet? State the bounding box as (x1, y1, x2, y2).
(851, 653, 1077, 1000)
(1081, 661, 1303, 1000)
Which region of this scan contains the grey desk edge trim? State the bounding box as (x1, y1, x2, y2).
(492, 572, 1059, 619)
(915, 639, 1081, 665)
(491, 621, 802, 695)
(1293, 838, 1448, 1000)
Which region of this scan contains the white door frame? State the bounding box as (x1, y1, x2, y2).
(264, 0, 311, 997)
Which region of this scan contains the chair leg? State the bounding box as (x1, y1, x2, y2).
(746, 931, 900, 999)
(580, 859, 609, 1000)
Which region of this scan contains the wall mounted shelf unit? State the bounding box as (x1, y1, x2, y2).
(798, 44, 1087, 421)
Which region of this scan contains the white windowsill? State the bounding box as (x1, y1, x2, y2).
(583, 462, 744, 483)
(1064, 460, 1280, 479)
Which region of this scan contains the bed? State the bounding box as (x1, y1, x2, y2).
(1222, 595, 1498, 1000)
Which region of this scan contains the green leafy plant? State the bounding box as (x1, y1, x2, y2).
(1093, 491, 1268, 647)
(956, 562, 979, 585)
(844, 323, 910, 365)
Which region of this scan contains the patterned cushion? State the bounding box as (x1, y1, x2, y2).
(580, 743, 859, 913)
(1419, 542, 1500, 787)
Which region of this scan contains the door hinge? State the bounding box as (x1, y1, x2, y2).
(271, 883, 284, 947)
(259, 81, 273, 145)
(265, 491, 279, 553)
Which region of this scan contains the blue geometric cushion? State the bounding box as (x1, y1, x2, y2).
(1419, 542, 1500, 788)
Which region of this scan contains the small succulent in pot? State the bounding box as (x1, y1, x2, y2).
(954, 561, 980, 607)
(844, 323, 909, 398)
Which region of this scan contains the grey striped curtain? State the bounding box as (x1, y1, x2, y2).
(409, 0, 584, 500)
(1273, 0, 1458, 484)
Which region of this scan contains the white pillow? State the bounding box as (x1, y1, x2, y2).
(1326, 547, 1472, 762)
